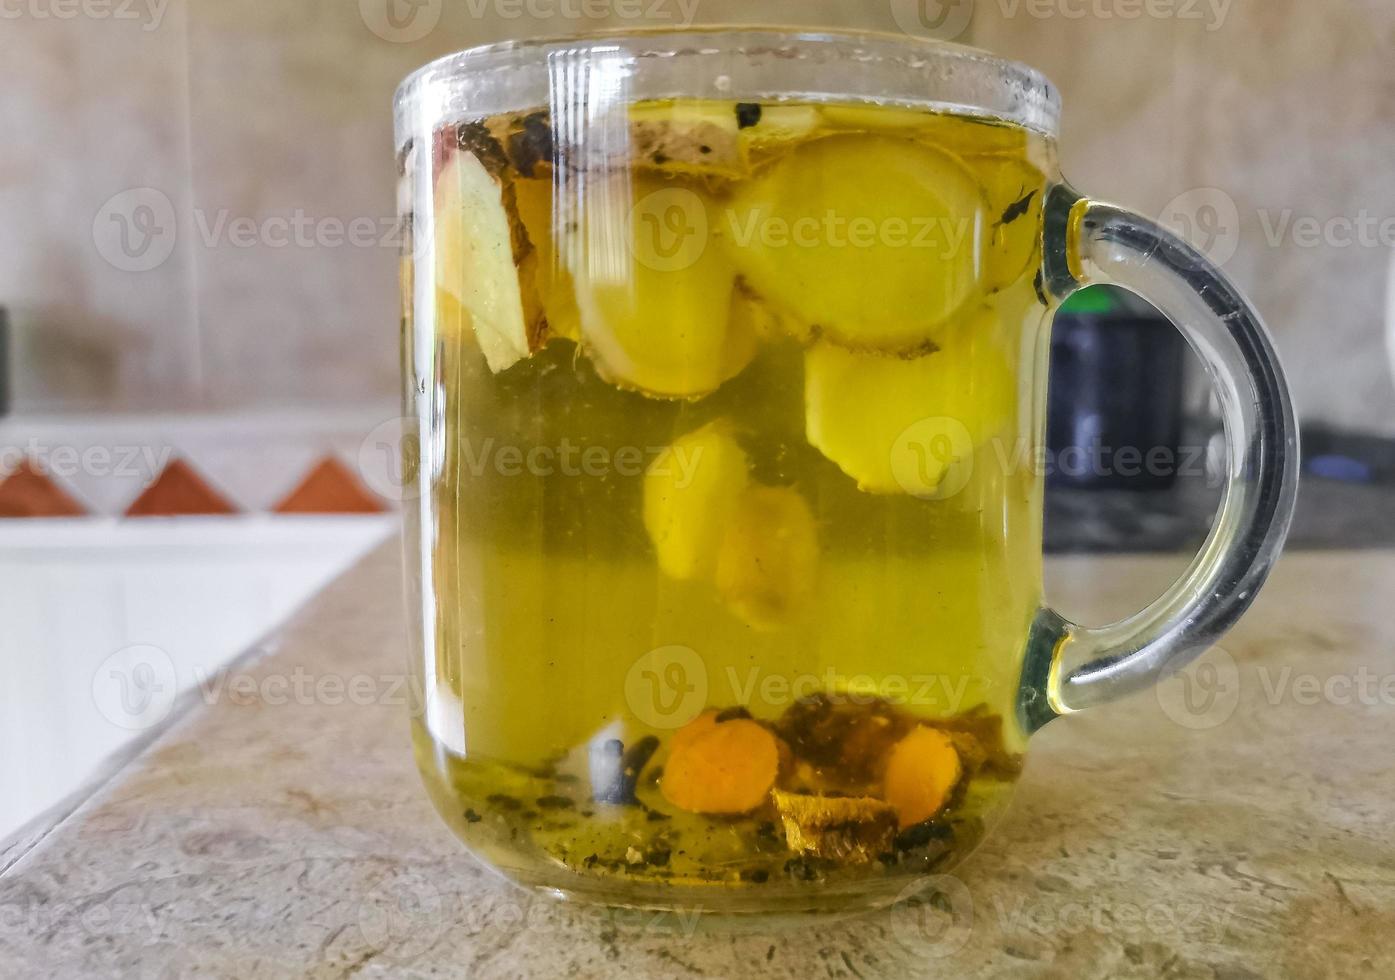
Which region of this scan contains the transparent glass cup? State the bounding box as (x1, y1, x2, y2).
(394, 28, 1298, 915)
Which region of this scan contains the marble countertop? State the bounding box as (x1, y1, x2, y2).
(3, 543, 1394, 978)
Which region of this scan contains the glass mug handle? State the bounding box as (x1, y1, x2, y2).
(1017, 185, 1301, 732)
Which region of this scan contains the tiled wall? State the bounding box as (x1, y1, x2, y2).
(2, 0, 1390, 431)
(974, 0, 1395, 435)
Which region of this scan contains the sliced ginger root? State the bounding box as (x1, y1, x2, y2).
(726, 134, 985, 354)
(882, 726, 963, 828)
(511, 175, 581, 342)
(433, 150, 544, 372)
(660, 717, 779, 814)
(643, 422, 750, 581)
(571, 172, 754, 398)
(629, 100, 824, 180)
(804, 308, 1015, 496)
(715, 485, 819, 630)
(978, 156, 1047, 293)
(772, 790, 897, 862)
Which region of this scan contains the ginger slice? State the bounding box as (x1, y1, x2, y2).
(660, 718, 779, 815)
(979, 156, 1047, 292)
(571, 173, 751, 398)
(511, 174, 581, 342)
(882, 726, 963, 828)
(772, 790, 897, 863)
(629, 100, 824, 180)
(433, 149, 543, 372)
(803, 311, 1015, 496)
(643, 422, 750, 581)
(726, 134, 985, 354)
(714, 485, 819, 630)
(629, 101, 744, 179)
(819, 105, 1031, 156)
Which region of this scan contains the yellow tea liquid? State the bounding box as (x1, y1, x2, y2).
(401, 99, 1055, 910)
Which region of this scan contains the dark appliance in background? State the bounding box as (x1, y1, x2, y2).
(1046, 286, 1186, 490)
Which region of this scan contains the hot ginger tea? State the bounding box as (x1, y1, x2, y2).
(399, 98, 1055, 911)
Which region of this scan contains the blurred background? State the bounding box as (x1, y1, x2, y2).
(1, 1, 1390, 837)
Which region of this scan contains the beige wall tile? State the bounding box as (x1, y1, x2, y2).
(977, 0, 1395, 433)
(4, 0, 1390, 432)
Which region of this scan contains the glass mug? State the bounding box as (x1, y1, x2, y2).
(394, 28, 1298, 914)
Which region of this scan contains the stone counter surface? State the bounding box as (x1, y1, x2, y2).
(3, 547, 1393, 978)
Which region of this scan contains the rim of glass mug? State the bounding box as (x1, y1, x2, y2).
(392, 27, 1061, 146)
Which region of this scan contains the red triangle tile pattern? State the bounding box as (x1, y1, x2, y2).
(273, 456, 383, 514)
(0, 460, 86, 517)
(126, 458, 237, 517)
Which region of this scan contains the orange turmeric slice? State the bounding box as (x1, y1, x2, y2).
(882, 726, 963, 828)
(661, 718, 779, 815)
(668, 709, 720, 757)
